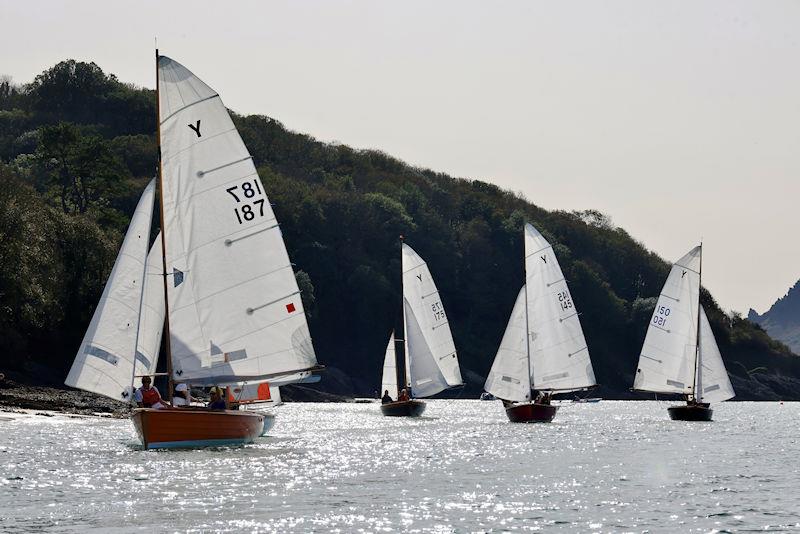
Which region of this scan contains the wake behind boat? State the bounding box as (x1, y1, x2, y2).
(484, 223, 597, 423)
(379, 238, 464, 416)
(65, 52, 322, 449)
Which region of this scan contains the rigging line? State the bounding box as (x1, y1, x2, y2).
(546, 278, 565, 287)
(660, 293, 681, 302)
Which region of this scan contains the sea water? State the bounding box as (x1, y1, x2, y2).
(1, 400, 798, 532)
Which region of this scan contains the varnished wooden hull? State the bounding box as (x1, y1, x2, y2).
(131, 408, 270, 449)
(668, 404, 713, 421)
(380, 399, 426, 417)
(505, 402, 559, 423)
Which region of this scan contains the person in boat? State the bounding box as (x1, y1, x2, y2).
(134, 376, 168, 409)
(535, 391, 551, 405)
(207, 387, 227, 410)
(381, 389, 393, 404)
(398, 388, 410, 402)
(172, 383, 193, 407)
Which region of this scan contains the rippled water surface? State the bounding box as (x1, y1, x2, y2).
(2, 401, 799, 532)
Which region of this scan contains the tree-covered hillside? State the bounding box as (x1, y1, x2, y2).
(2, 60, 799, 399)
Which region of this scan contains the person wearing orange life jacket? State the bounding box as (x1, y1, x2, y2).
(134, 376, 168, 409)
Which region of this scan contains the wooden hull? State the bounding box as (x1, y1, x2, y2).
(380, 399, 426, 417)
(668, 404, 713, 421)
(505, 402, 559, 423)
(131, 408, 270, 449)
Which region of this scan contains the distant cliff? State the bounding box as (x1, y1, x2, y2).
(749, 281, 800, 354)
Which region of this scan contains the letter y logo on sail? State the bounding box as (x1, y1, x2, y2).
(541, 255, 547, 263)
(188, 120, 202, 137)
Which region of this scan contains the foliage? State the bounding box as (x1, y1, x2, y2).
(0, 60, 797, 395)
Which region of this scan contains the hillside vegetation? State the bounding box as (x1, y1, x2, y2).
(2, 60, 799, 399)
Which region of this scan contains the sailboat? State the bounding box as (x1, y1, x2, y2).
(484, 223, 596, 423)
(380, 239, 464, 416)
(632, 245, 734, 421)
(66, 52, 322, 448)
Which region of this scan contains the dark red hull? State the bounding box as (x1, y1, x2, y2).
(505, 402, 559, 423)
(668, 404, 713, 421)
(380, 399, 426, 417)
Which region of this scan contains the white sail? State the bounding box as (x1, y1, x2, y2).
(133, 236, 165, 378)
(633, 246, 702, 395)
(484, 286, 531, 402)
(525, 224, 596, 392)
(697, 307, 735, 403)
(401, 243, 463, 390)
(405, 299, 450, 397)
(381, 331, 398, 397)
(157, 56, 318, 385)
(65, 180, 156, 401)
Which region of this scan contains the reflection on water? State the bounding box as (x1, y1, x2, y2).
(1, 401, 799, 532)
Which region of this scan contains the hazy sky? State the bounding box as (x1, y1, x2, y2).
(2, 0, 798, 313)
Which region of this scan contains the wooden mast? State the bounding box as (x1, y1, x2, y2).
(690, 242, 703, 404)
(395, 235, 407, 399)
(155, 49, 175, 403)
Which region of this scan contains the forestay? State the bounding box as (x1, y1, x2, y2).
(65, 180, 156, 401)
(525, 224, 596, 392)
(484, 286, 531, 402)
(633, 247, 701, 395)
(401, 243, 463, 390)
(157, 56, 318, 385)
(697, 307, 735, 403)
(133, 236, 165, 379)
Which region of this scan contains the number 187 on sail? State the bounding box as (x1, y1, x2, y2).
(226, 179, 266, 224)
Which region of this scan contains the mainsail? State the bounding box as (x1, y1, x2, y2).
(401, 243, 463, 397)
(157, 56, 319, 385)
(65, 180, 156, 401)
(633, 247, 701, 395)
(524, 224, 596, 392)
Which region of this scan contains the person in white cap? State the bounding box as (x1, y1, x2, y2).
(171, 383, 193, 407)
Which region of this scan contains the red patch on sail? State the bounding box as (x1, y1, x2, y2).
(286, 302, 296, 313)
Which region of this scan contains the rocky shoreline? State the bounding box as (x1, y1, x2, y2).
(0, 379, 356, 417)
